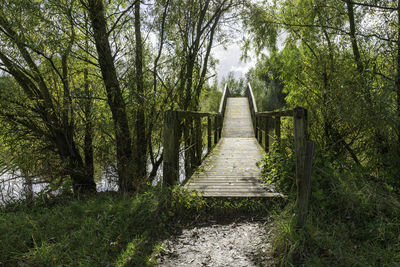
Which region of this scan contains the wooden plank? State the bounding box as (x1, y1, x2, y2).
(218, 84, 231, 114)
(184, 118, 191, 178)
(214, 116, 218, 144)
(293, 107, 309, 228)
(207, 116, 212, 152)
(194, 117, 202, 167)
(176, 110, 217, 118)
(245, 82, 258, 113)
(186, 185, 269, 190)
(187, 183, 266, 186)
(264, 117, 269, 152)
(275, 117, 281, 144)
(254, 114, 258, 139)
(200, 191, 282, 198)
(218, 115, 222, 139)
(189, 176, 261, 180)
(257, 110, 294, 117)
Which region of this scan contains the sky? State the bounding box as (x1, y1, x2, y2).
(212, 40, 256, 83)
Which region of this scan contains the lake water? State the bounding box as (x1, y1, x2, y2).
(0, 170, 119, 206)
(0, 146, 202, 205)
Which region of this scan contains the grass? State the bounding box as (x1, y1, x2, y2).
(0, 185, 282, 266)
(261, 144, 400, 266)
(4, 142, 396, 266)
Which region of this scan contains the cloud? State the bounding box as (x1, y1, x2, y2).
(212, 41, 256, 82)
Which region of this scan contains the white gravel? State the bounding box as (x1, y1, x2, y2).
(155, 219, 275, 267)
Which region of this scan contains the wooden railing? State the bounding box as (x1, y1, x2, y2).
(163, 85, 231, 186)
(245, 83, 314, 228)
(245, 82, 258, 134)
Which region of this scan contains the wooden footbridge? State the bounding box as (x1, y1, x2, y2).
(163, 83, 314, 213)
(184, 96, 276, 197)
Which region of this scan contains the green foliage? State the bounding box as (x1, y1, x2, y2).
(244, 2, 400, 263)
(221, 72, 246, 97)
(259, 147, 400, 266)
(0, 187, 190, 265)
(247, 52, 286, 111)
(200, 82, 222, 112)
(0, 186, 281, 266)
(258, 143, 296, 194)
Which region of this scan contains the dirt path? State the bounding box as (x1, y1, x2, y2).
(155, 218, 275, 267)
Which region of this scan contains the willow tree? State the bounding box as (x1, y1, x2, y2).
(0, 0, 96, 193)
(244, 0, 400, 189)
(167, 0, 236, 111)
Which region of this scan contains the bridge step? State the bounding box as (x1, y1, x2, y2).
(200, 191, 281, 198)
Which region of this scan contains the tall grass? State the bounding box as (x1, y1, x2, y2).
(261, 144, 400, 266)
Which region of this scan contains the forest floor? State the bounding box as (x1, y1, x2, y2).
(155, 217, 276, 267)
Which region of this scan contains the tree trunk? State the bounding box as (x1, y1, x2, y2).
(87, 0, 135, 192)
(83, 63, 95, 189)
(134, 1, 147, 184)
(397, 0, 400, 155)
(54, 129, 96, 193)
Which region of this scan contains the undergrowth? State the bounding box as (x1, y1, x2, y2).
(0, 185, 281, 266)
(260, 143, 400, 266)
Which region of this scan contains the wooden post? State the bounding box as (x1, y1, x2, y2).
(214, 116, 218, 144)
(255, 115, 258, 139)
(163, 110, 180, 185)
(264, 117, 269, 152)
(195, 117, 202, 166)
(207, 116, 212, 153)
(189, 118, 196, 172)
(184, 118, 190, 178)
(293, 107, 310, 228)
(275, 117, 281, 144)
(218, 115, 222, 139)
(258, 117, 262, 144)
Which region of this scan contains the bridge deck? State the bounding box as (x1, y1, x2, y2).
(185, 97, 280, 197)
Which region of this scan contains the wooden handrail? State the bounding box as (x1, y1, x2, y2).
(175, 110, 218, 118)
(245, 82, 258, 113)
(257, 109, 294, 117)
(218, 83, 231, 115)
(245, 83, 258, 135)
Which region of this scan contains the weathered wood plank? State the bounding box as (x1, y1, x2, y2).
(176, 110, 218, 118)
(218, 84, 231, 114)
(194, 117, 202, 167)
(275, 117, 281, 144)
(294, 107, 309, 228)
(257, 109, 294, 117)
(207, 116, 212, 152)
(264, 117, 269, 152)
(199, 191, 282, 198)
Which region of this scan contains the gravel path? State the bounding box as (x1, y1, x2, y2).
(155, 219, 275, 267)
